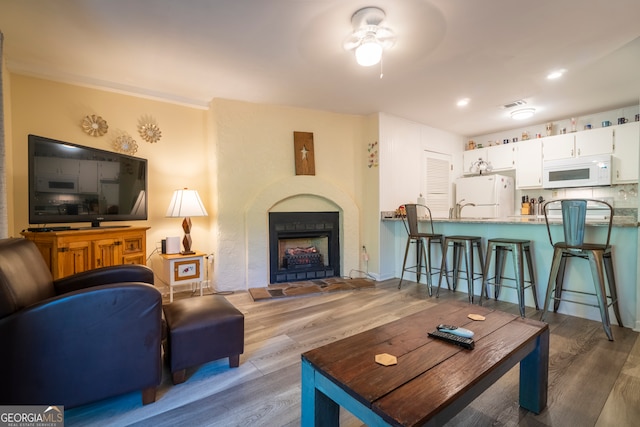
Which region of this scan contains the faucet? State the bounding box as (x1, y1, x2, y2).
(449, 199, 476, 219)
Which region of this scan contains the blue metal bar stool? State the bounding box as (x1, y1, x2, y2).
(540, 199, 623, 341)
(436, 235, 484, 303)
(480, 238, 538, 317)
(398, 204, 447, 296)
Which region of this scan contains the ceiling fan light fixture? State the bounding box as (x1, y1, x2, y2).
(511, 108, 536, 120)
(355, 38, 383, 66)
(344, 7, 395, 67)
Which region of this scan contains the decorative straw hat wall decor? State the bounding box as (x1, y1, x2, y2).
(81, 114, 109, 137)
(138, 115, 162, 143)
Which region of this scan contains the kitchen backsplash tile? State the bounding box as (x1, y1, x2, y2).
(516, 183, 638, 218)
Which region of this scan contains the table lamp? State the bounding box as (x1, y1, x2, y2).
(166, 188, 208, 254)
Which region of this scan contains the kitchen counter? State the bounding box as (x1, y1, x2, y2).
(379, 213, 640, 331)
(382, 215, 638, 227)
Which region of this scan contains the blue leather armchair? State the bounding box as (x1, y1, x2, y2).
(0, 238, 163, 408)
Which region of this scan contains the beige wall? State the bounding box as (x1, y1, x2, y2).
(8, 75, 210, 256)
(1, 50, 14, 237)
(6, 77, 376, 291)
(358, 114, 381, 276)
(210, 98, 373, 290)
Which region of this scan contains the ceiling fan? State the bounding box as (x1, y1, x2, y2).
(343, 7, 396, 67)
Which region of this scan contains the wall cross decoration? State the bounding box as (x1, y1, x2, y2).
(293, 131, 315, 175)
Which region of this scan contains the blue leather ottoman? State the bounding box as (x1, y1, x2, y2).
(163, 295, 244, 384)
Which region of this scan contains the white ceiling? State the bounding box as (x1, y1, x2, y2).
(1, 0, 639, 137)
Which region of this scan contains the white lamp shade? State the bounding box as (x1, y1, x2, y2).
(355, 40, 383, 66)
(166, 189, 208, 218)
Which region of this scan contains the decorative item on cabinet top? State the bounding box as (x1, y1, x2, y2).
(81, 114, 108, 137)
(138, 115, 162, 143)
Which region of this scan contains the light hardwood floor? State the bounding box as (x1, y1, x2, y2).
(66, 279, 640, 426)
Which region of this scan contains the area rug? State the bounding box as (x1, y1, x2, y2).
(248, 277, 375, 301)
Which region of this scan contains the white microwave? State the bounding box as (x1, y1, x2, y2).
(542, 154, 612, 189)
(35, 174, 79, 193)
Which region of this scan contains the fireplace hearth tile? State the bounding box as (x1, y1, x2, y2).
(268, 288, 285, 297)
(247, 287, 271, 300)
(248, 277, 375, 301)
(283, 285, 323, 296)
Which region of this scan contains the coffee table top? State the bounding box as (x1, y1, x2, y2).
(301, 301, 548, 426)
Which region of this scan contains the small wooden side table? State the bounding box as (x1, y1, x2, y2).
(159, 252, 206, 303)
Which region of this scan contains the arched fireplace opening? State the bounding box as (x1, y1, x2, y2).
(269, 211, 340, 283)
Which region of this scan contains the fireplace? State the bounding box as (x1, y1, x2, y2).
(269, 212, 340, 283)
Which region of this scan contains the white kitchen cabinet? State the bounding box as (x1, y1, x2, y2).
(487, 144, 515, 170)
(98, 161, 120, 181)
(35, 157, 80, 176)
(78, 160, 98, 193)
(612, 121, 640, 183)
(574, 127, 614, 157)
(462, 148, 487, 175)
(542, 128, 613, 160)
(542, 133, 575, 160)
(515, 139, 543, 188)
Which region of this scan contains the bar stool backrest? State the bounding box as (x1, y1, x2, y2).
(543, 198, 613, 248)
(402, 204, 435, 236)
(562, 200, 587, 246)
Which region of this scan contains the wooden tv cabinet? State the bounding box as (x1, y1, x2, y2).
(21, 226, 149, 279)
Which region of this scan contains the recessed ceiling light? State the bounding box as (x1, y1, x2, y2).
(547, 69, 566, 80)
(511, 108, 536, 120)
(457, 98, 470, 107)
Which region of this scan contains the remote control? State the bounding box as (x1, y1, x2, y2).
(428, 330, 475, 350)
(437, 324, 474, 338)
(26, 226, 72, 232)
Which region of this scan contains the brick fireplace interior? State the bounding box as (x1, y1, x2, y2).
(268, 211, 340, 283)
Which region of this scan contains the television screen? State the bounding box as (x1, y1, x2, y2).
(28, 134, 148, 227)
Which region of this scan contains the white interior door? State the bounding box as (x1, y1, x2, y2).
(421, 150, 451, 218)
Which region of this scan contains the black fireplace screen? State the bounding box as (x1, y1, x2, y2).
(269, 212, 340, 283)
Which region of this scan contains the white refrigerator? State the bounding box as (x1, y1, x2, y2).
(455, 174, 515, 218)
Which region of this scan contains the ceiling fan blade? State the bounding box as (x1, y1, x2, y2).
(376, 36, 396, 49)
(343, 36, 362, 51)
(374, 27, 395, 39)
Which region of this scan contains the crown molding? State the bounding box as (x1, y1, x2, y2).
(6, 60, 210, 110)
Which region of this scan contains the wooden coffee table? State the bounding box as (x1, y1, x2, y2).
(301, 301, 548, 426)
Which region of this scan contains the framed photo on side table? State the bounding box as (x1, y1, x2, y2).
(174, 259, 200, 281)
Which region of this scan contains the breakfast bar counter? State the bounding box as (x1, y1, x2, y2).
(377, 212, 637, 227)
(380, 216, 640, 331)
(428, 216, 638, 227)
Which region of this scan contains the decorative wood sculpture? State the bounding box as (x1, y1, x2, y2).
(294, 131, 315, 175)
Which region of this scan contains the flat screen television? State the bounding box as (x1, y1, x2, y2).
(28, 134, 148, 228)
